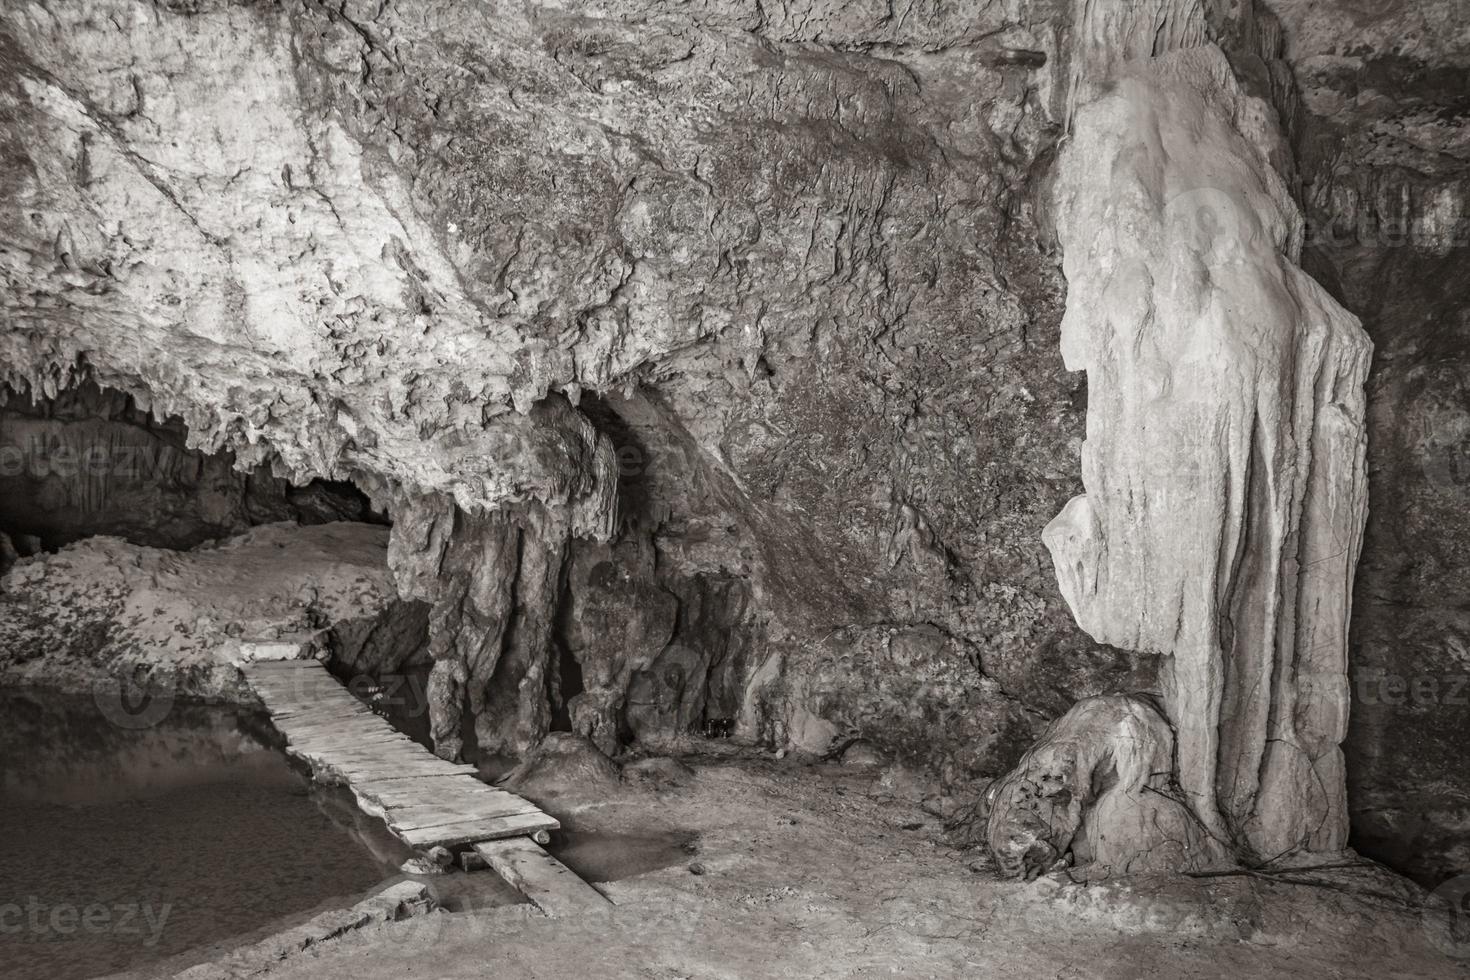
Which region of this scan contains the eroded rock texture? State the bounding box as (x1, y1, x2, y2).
(0, 0, 1158, 786)
(1266, 0, 1470, 886)
(1, 0, 1461, 884)
(986, 695, 1228, 879)
(989, 0, 1373, 874)
(0, 522, 407, 696)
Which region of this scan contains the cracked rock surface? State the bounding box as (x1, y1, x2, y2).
(1263, 0, 1470, 887)
(0, 521, 407, 696)
(0, 0, 1466, 889)
(0, 0, 1139, 790)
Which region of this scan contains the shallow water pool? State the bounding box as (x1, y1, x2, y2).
(0, 689, 407, 980)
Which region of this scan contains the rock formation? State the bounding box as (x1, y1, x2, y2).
(0, 380, 380, 550)
(0, 0, 1127, 786)
(1266, 0, 1470, 888)
(0, 0, 1464, 888)
(0, 521, 414, 697)
(384, 393, 617, 760)
(986, 695, 1228, 879)
(988, 2, 1373, 874)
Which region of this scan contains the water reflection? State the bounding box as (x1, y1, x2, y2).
(0, 688, 406, 980)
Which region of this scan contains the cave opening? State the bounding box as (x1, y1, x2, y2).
(0, 380, 451, 976)
(0, 380, 388, 562)
(2, 0, 1467, 973)
(551, 636, 587, 734)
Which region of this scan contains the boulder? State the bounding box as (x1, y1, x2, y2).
(500, 733, 623, 799)
(986, 695, 1230, 879)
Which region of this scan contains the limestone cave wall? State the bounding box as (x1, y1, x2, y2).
(0, 0, 1464, 886)
(0, 0, 1164, 794)
(1269, 0, 1470, 886)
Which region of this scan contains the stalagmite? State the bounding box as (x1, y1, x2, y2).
(988, 6, 1372, 874)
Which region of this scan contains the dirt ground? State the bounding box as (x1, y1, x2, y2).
(169, 750, 1463, 980)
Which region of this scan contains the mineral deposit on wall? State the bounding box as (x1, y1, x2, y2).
(990, 0, 1374, 873)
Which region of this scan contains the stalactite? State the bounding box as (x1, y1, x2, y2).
(385, 394, 620, 762)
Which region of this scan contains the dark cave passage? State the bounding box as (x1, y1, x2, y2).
(0, 380, 386, 560)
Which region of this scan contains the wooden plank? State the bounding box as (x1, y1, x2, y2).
(325, 759, 445, 772)
(263, 700, 358, 715)
(249, 682, 348, 702)
(260, 687, 368, 702)
(333, 770, 475, 782)
(286, 740, 426, 758)
(472, 838, 611, 917)
(259, 695, 354, 712)
(249, 677, 349, 691)
(266, 693, 370, 705)
(350, 775, 503, 797)
(288, 751, 431, 771)
(400, 811, 560, 848)
(269, 692, 373, 705)
(261, 693, 367, 712)
(346, 776, 486, 804)
(269, 705, 375, 722)
(304, 751, 439, 768)
(279, 717, 390, 735)
(399, 811, 558, 834)
(282, 702, 388, 715)
(286, 728, 397, 741)
(288, 741, 427, 759)
(255, 679, 348, 692)
(358, 786, 511, 805)
(282, 712, 393, 727)
(325, 763, 478, 779)
(286, 729, 413, 748)
(321, 770, 465, 785)
(286, 741, 418, 758)
(245, 667, 337, 684)
(350, 783, 483, 804)
(402, 788, 529, 810)
(280, 718, 404, 735)
(284, 733, 403, 750)
(383, 795, 543, 820)
(245, 665, 329, 679)
(291, 749, 432, 767)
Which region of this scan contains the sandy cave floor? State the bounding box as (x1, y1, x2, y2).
(204, 754, 1467, 980)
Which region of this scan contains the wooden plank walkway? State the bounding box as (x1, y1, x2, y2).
(474, 838, 611, 917)
(241, 659, 561, 850)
